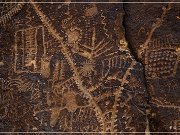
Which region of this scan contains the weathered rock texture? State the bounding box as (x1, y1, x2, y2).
(124, 1, 180, 134)
(0, 0, 179, 134)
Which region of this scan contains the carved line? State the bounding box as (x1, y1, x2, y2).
(138, 1, 173, 58)
(110, 60, 136, 132)
(0, 3, 24, 25)
(30, 1, 105, 131)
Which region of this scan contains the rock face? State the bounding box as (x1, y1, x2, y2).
(0, 0, 179, 134)
(124, 1, 180, 134)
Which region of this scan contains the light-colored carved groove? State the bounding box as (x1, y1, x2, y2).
(0, 3, 24, 25)
(5, 79, 23, 89)
(138, 1, 173, 58)
(100, 12, 109, 38)
(174, 47, 180, 75)
(152, 98, 180, 110)
(94, 91, 114, 103)
(122, 93, 136, 132)
(156, 104, 180, 110)
(110, 61, 136, 132)
(30, 1, 105, 131)
(26, 4, 33, 27)
(147, 34, 179, 51)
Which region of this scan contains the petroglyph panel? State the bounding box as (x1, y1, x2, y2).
(0, 0, 24, 26)
(145, 34, 179, 79)
(124, 1, 180, 133)
(0, 1, 148, 133)
(14, 26, 44, 73)
(0, 0, 179, 134)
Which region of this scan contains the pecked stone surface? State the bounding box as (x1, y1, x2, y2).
(124, 0, 180, 133)
(0, 0, 179, 134)
(0, 1, 148, 133)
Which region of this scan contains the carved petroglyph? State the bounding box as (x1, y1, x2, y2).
(138, 2, 173, 58)
(14, 26, 45, 73)
(143, 34, 179, 79)
(0, 2, 147, 133)
(172, 120, 180, 133)
(29, 2, 106, 131)
(0, 1, 24, 26)
(84, 4, 98, 18)
(136, 1, 180, 79)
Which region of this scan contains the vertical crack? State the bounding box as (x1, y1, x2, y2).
(122, 3, 140, 63)
(122, 1, 152, 134)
